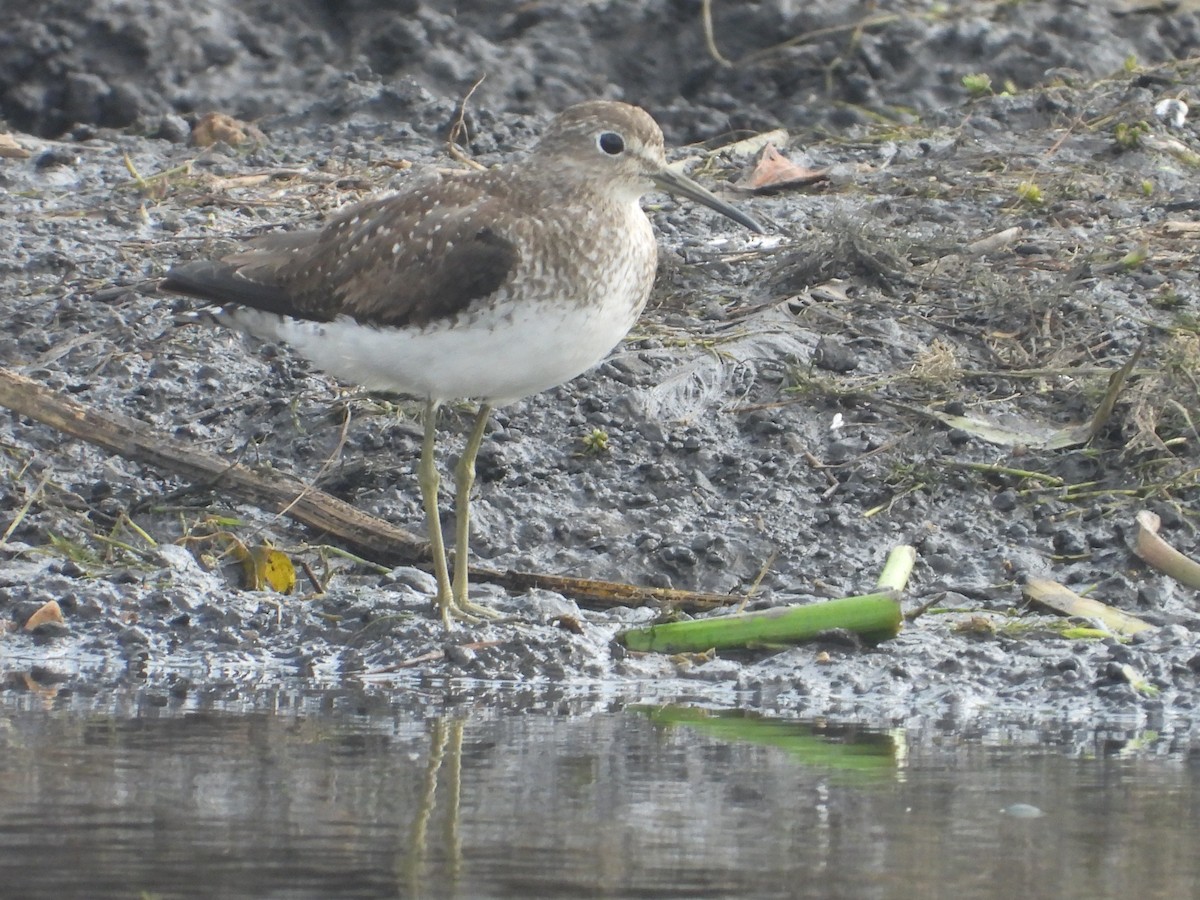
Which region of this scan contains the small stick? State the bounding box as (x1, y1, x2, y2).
(0, 366, 741, 613)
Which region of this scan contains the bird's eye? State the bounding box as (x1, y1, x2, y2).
(597, 131, 625, 155)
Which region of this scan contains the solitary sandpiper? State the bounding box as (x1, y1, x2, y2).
(161, 100, 763, 627)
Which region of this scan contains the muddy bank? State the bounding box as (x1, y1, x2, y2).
(1, 2, 1199, 734)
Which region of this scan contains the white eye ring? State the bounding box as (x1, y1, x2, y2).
(597, 131, 625, 155)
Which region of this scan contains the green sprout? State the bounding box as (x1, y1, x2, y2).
(581, 427, 610, 454)
(962, 73, 992, 98)
(1015, 181, 1043, 206)
(1114, 121, 1148, 151)
(1120, 245, 1150, 270)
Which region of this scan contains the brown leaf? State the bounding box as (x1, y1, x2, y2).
(737, 143, 828, 193)
(191, 112, 268, 149)
(552, 614, 584, 634)
(23, 599, 65, 631)
(0, 133, 31, 159)
(21, 673, 61, 699)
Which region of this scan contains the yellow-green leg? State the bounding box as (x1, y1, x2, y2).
(417, 398, 454, 627)
(450, 403, 500, 619)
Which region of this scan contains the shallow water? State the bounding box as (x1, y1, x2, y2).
(1, 682, 1196, 900)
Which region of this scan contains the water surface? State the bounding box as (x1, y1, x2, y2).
(1, 682, 1195, 899)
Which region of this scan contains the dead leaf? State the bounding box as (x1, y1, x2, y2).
(736, 143, 828, 193)
(23, 599, 65, 631)
(242, 545, 297, 594)
(191, 112, 268, 149)
(0, 133, 31, 159)
(21, 673, 60, 699)
(553, 615, 584, 634)
(895, 339, 1144, 451)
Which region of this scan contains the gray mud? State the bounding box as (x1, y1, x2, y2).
(2, 1, 1199, 733)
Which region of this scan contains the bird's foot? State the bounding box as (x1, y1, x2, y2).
(436, 590, 504, 627)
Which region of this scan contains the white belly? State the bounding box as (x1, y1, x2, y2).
(231, 298, 637, 404)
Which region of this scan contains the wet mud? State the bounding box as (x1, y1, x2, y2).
(2, 1, 1199, 734)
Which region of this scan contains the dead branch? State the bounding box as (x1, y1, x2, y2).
(0, 366, 735, 613)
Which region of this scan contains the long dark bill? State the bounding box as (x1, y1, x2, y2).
(651, 167, 764, 234)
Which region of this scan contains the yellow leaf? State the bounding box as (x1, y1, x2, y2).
(247, 546, 297, 595)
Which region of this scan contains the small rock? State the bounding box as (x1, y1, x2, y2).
(992, 489, 1018, 512)
(445, 644, 476, 666)
(382, 566, 437, 595)
(812, 336, 858, 373)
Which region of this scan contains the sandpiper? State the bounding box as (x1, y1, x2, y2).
(162, 100, 763, 627)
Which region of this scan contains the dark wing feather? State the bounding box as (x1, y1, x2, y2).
(161, 229, 325, 315)
(161, 259, 309, 317)
(161, 173, 521, 330)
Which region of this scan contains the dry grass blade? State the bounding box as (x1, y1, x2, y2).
(1133, 510, 1200, 589)
(700, 0, 732, 66)
(0, 470, 49, 550)
(1024, 577, 1154, 636)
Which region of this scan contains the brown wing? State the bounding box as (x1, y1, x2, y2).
(162, 173, 521, 329)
